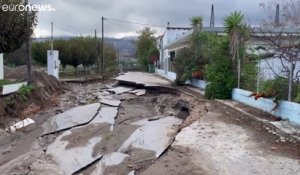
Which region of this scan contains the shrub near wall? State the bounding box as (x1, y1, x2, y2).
(205, 55, 236, 99)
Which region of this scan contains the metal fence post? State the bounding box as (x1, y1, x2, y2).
(288, 61, 293, 101)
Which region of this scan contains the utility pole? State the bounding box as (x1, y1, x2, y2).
(25, 0, 32, 83)
(101, 16, 105, 74)
(118, 51, 120, 73)
(95, 29, 100, 73)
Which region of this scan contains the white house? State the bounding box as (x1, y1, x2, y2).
(156, 26, 191, 80)
(155, 26, 224, 81)
(156, 25, 300, 82)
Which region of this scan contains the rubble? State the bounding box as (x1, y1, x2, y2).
(6, 118, 35, 133)
(129, 89, 147, 96)
(107, 86, 133, 95)
(100, 99, 121, 107)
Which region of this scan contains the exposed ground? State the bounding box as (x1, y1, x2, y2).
(0, 69, 62, 128)
(0, 72, 299, 175)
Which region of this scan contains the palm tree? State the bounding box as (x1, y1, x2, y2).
(223, 11, 250, 88)
(190, 16, 203, 32)
(223, 11, 249, 61)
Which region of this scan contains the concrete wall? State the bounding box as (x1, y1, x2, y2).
(232, 88, 300, 125)
(155, 68, 300, 125)
(189, 78, 207, 89)
(0, 53, 3, 80)
(155, 68, 176, 81)
(1, 82, 27, 95)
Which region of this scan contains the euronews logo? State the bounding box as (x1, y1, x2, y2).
(0, 1, 55, 12)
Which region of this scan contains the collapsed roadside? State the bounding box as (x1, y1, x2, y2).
(0, 72, 299, 175)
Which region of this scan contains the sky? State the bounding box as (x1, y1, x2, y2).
(30, 0, 279, 38)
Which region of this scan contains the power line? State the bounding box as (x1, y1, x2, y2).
(39, 0, 84, 35)
(105, 17, 167, 28)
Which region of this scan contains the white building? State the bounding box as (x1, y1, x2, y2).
(156, 26, 191, 80)
(156, 27, 224, 81)
(156, 25, 300, 82)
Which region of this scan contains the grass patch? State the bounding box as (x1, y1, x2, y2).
(0, 80, 20, 86)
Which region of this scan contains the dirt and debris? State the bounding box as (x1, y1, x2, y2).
(1, 70, 62, 128)
(0, 71, 299, 175)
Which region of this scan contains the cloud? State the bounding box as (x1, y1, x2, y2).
(30, 0, 274, 38)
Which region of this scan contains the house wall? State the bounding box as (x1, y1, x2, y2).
(158, 28, 190, 73)
(162, 29, 189, 47)
(259, 57, 300, 80)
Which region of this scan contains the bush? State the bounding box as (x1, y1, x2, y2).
(260, 77, 289, 100)
(173, 47, 194, 85)
(18, 84, 34, 101)
(240, 61, 257, 92)
(294, 93, 300, 103)
(205, 55, 236, 99)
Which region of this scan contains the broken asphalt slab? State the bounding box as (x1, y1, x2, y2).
(90, 107, 118, 131)
(46, 123, 111, 175)
(100, 99, 121, 107)
(42, 103, 101, 135)
(115, 72, 171, 87)
(106, 86, 133, 95)
(88, 152, 129, 175)
(118, 116, 182, 158)
(129, 89, 147, 96)
(46, 133, 102, 175)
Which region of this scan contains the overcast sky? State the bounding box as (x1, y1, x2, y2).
(30, 0, 279, 38)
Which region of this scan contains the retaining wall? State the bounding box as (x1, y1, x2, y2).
(1, 82, 27, 96)
(232, 88, 300, 125)
(155, 68, 176, 81)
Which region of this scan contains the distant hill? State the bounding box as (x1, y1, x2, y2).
(33, 36, 137, 58)
(105, 37, 137, 57)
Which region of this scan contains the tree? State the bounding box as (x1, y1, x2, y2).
(0, 0, 37, 53)
(190, 16, 203, 32)
(136, 27, 158, 70)
(31, 37, 117, 73)
(4, 44, 27, 66)
(257, 0, 300, 101)
(223, 11, 250, 88)
(31, 41, 48, 65)
(223, 11, 249, 61)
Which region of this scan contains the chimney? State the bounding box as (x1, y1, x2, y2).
(210, 4, 215, 27)
(275, 4, 280, 27)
